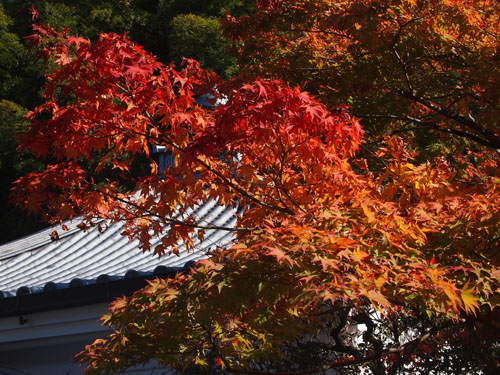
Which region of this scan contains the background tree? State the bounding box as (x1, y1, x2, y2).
(0, 100, 45, 240)
(14, 4, 500, 373)
(3, 0, 252, 73)
(0, 4, 47, 242)
(152, 0, 253, 76)
(169, 14, 236, 78)
(223, 0, 500, 159)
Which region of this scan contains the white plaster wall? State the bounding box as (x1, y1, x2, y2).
(0, 304, 166, 375)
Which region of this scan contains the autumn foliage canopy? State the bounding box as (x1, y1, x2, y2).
(14, 1, 500, 374)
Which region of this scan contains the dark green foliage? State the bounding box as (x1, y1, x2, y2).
(169, 14, 236, 78)
(0, 4, 43, 108)
(152, 0, 253, 74)
(158, 0, 253, 18)
(3, 0, 252, 71)
(0, 7, 25, 98)
(0, 100, 45, 243)
(0, 6, 46, 244)
(5, 0, 146, 36)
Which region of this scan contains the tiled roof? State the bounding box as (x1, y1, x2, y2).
(0, 200, 236, 298)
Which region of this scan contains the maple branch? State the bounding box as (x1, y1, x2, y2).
(96, 188, 252, 233)
(356, 113, 500, 149)
(393, 124, 497, 150)
(274, 136, 307, 213)
(406, 52, 461, 64)
(331, 306, 359, 356)
(478, 26, 500, 43)
(199, 322, 233, 370)
(143, 112, 296, 216)
(284, 28, 353, 39)
(111, 108, 297, 218)
(225, 320, 464, 375)
(241, 141, 301, 214)
(392, 45, 413, 94)
(468, 320, 500, 374)
(192, 155, 296, 216)
(399, 90, 500, 149)
(478, 312, 500, 331)
(353, 310, 386, 375)
(0, 366, 32, 375)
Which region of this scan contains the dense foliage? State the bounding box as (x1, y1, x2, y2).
(224, 0, 500, 156)
(13, 1, 500, 374)
(0, 0, 250, 243)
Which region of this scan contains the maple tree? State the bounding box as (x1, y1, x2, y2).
(13, 2, 500, 374)
(0, 0, 254, 243)
(224, 0, 500, 154)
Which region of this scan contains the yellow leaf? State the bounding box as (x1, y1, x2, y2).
(366, 289, 391, 309)
(461, 285, 479, 316)
(361, 203, 375, 222)
(195, 357, 208, 366)
(375, 275, 386, 290)
(353, 247, 369, 262)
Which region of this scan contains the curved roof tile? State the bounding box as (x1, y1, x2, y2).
(0, 202, 236, 297)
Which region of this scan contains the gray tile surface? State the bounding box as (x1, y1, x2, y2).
(0, 202, 236, 297)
